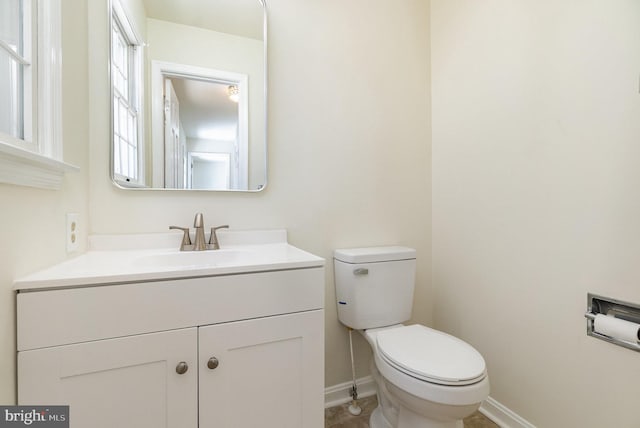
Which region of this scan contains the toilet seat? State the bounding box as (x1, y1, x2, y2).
(376, 324, 486, 386)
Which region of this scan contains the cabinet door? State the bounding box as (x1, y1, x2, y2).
(199, 310, 324, 428)
(18, 328, 198, 428)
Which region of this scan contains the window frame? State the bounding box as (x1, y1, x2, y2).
(110, 0, 145, 187)
(0, 0, 35, 152)
(0, 0, 78, 190)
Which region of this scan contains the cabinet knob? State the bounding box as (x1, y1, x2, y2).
(175, 361, 189, 375)
(207, 357, 219, 370)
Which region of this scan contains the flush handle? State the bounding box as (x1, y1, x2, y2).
(353, 268, 369, 276)
(175, 362, 189, 375)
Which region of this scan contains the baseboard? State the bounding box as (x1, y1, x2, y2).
(480, 396, 536, 428)
(324, 376, 377, 408)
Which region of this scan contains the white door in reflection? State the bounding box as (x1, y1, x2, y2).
(189, 152, 231, 190)
(164, 79, 186, 188)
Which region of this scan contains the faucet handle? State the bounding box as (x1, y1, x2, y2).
(209, 225, 229, 249)
(169, 226, 192, 250)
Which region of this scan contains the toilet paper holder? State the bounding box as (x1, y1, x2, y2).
(585, 293, 640, 352)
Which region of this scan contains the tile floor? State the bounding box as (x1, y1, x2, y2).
(325, 395, 499, 428)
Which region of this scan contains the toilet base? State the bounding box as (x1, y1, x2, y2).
(396, 405, 463, 428)
(370, 407, 393, 428)
(370, 403, 463, 428)
(386, 379, 478, 428)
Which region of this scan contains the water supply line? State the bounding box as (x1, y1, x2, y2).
(347, 328, 362, 416)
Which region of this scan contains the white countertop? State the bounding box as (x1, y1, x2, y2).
(14, 229, 325, 291)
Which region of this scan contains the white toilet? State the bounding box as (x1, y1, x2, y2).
(334, 246, 490, 428)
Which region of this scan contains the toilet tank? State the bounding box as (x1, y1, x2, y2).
(334, 246, 416, 330)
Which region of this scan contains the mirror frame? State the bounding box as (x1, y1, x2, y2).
(109, 0, 268, 192)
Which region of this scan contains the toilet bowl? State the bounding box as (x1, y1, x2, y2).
(333, 247, 490, 428)
(364, 325, 489, 428)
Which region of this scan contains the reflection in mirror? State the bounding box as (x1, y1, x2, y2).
(151, 64, 249, 189)
(110, 0, 267, 191)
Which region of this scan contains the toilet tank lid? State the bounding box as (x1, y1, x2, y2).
(334, 246, 416, 264)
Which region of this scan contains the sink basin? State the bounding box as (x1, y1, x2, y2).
(136, 249, 253, 268)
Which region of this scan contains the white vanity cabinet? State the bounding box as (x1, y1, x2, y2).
(17, 265, 325, 428)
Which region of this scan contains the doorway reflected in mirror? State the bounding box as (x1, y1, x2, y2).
(109, 0, 267, 191)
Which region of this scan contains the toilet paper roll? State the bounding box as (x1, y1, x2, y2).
(593, 314, 640, 343)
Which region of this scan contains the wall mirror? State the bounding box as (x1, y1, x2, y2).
(110, 0, 267, 191)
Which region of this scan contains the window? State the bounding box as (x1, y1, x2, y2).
(111, 2, 144, 186)
(0, 0, 32, 148)
(0, 0, 77, 189)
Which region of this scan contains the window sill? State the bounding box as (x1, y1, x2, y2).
(0, 142, 79, 190)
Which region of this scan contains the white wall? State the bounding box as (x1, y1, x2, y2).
(0, 0, 90, 403)
(432, 1, 640, 426)
(89, 0, 431, 388)
(117, 0, 147, 41)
